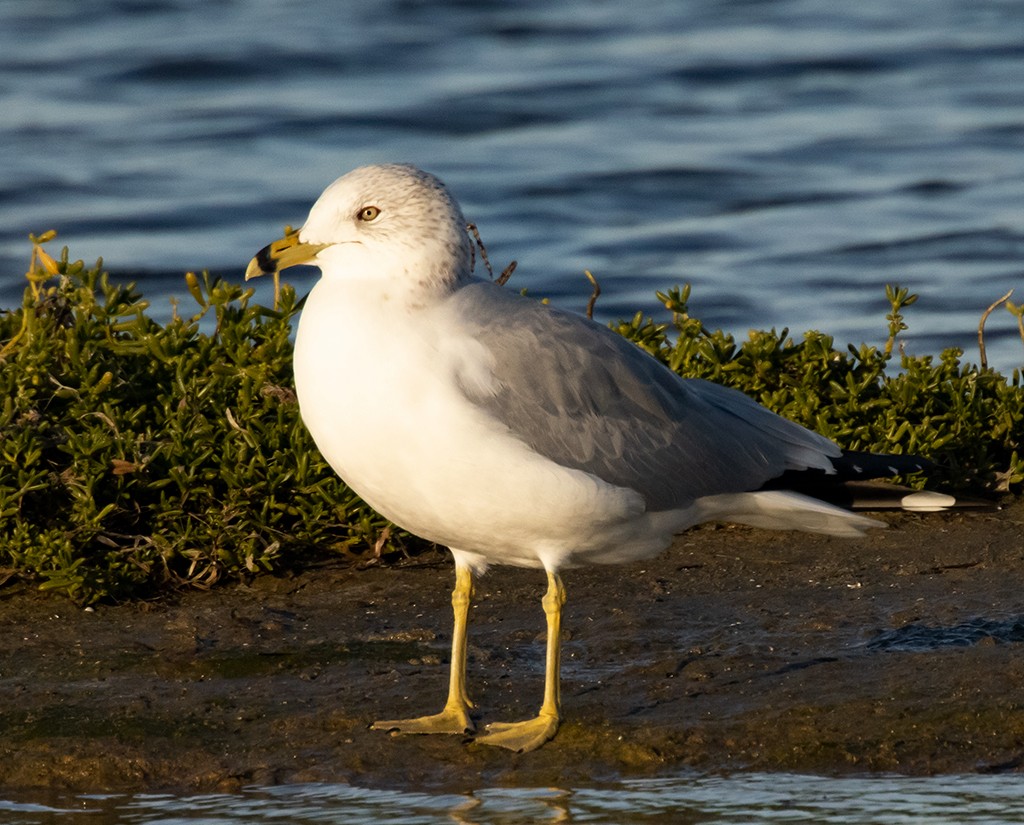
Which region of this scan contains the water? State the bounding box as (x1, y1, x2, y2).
(2, 0, 1023, 372)
(4, 774, 1024, 824)
(1, 2, 1023, 817)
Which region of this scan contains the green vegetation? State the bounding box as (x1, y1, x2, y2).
(614, 284, 1023, 494)
(0, 234, 396, 604)
(1, 234, 1021, 604)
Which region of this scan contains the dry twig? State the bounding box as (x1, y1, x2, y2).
(584, 270, 601, 320)
(978, 289, 1014, 370)
(466, 223, 517, 286)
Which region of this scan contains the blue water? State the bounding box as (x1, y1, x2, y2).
(4, 774, 1024, 824)
(2, 0, 1023, 372)
(2, 2, 1023, 816)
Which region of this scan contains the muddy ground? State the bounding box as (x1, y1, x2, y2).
(1, 500, 1023, 795)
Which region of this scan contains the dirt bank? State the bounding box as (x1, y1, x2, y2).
(1, 501, 1023, 794)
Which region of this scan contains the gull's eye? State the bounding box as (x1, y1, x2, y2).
(357, 205, 381, 222)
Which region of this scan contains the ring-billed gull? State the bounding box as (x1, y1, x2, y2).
(246, 163, 934, 752)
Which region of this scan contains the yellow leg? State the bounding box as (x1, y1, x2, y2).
(473, 570, 565, 752)
(372, 561, 475, 735)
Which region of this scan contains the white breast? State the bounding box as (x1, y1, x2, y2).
(292, 278, 648, 570)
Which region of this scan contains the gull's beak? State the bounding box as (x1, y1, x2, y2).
(245, 227, 328, 281)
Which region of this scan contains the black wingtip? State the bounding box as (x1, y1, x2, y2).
(816, 481, 1001, 513)
(765, 451, 1000, 513)
(829, 450, 934, 480)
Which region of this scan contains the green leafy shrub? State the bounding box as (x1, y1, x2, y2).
(0, 235, 1021, 603)
(0, 234, 401, 603)
(614, 284, 1023, 494)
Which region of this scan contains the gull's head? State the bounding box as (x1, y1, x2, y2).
(246, 164, 473, 296)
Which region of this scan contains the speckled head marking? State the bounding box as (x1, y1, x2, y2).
(247, 164, 474, 300)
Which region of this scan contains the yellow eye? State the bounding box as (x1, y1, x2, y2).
(357, 205, 381, 222)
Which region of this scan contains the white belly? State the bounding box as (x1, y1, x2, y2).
(292, 279, 652, 570)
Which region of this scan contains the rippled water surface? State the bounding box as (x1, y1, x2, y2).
(3, 5, 1022, 819)
(2, 0, 1023, 370)
(4, 774, 1024, 824)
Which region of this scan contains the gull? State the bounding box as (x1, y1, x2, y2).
(246, 163, 934, 753)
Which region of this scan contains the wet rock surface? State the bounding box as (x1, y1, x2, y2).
(1, 501, 1023, 793)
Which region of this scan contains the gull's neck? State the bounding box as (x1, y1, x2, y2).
(314, 239, 473, 311)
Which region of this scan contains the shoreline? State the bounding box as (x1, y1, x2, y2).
(1, 500, 1022, 793)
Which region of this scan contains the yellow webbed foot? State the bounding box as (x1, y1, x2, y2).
(371, 703, 474, 736)
(472, 711, 559, 752)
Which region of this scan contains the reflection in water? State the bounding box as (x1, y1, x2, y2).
(450, 788, 572, 825)
(5, 774, 1024, 824)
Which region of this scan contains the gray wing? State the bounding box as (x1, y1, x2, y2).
(448, 280, 839, 511)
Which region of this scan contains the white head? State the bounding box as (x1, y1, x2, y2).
(247, 164, 473, 299)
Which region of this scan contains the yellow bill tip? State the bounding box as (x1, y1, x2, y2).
(245, 228, 327, 281)
(244, 253, 269, 281)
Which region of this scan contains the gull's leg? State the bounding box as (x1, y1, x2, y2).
(372, 560, 475, 735)
(473, 570, 565, 752)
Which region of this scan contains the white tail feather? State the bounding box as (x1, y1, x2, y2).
(695, 490, 885, 537)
